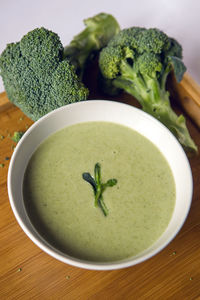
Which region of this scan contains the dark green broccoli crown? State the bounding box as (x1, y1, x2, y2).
(0, 28, 88, 121)
(108, 27, 145, 49)
(20, 27, 63, 63)
(101, 26, 170, 54)
(99, 26, 185, 82)
(137, 28, 170, 54)
(49, 61, 88, 107)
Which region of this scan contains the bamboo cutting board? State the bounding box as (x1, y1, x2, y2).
(0, 73, 200, 300)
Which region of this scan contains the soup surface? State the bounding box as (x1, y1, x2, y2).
(23, 122, 175, 262)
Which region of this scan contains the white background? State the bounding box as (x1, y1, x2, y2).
(0, 0, 200, 92)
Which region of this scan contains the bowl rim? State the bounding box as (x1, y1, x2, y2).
(7, 99, 193, 270)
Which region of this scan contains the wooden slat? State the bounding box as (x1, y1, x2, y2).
(0, 91, 13, 112)
(171, 73, 200, 128)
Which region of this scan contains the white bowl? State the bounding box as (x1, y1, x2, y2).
(7, 100, 193, 270)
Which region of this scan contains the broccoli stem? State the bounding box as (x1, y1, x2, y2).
(98, 196, 109, 216)
(113, 62, 197, 153)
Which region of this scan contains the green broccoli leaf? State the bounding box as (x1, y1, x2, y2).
(168, 56, 187, 83)
(82, 172, 96, 194)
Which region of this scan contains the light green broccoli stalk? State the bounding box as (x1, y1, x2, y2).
(99, 27, 197, 153)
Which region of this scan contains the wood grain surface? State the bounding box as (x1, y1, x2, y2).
(0, 75, 200, 299)
(170, 73, 200, 129)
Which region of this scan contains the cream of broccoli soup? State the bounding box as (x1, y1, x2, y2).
(23, 121, 175, 262)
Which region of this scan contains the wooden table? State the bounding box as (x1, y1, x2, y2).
(0, 74, 200, 299)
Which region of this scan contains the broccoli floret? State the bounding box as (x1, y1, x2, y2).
(63, 13, 120, 78)
(0, 13, 120, 121)
(0, 28, 88, 121)
(11, 131, 24, 143)
(99, 27, 197, 153)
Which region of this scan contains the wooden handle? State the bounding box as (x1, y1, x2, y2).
(171, 73, 200, 128)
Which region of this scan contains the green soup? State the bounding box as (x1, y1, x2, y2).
(23, 122, 175, 262)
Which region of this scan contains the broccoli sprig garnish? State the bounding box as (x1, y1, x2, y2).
(82, 163, 117, 216)
(0, 13, 119, 121)
(99, 27, 197, 153)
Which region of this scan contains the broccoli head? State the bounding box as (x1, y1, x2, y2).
(99, 27, 197, 153)
(0, 13, 120, 121)
(0, 27, 88, 121)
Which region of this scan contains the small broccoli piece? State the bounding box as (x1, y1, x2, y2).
(63, 13, 120, 78)
(99, 27, 197, 153)
(0, 28, 88, 121)
(12, 131, 24, 143)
